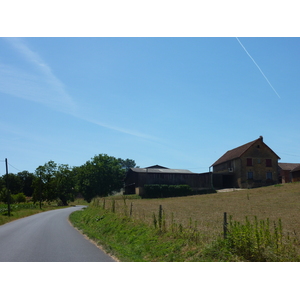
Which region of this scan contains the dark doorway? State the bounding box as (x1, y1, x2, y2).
(223, 175, 234, 188)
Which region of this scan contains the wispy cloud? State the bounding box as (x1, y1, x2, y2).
(0, 37, 77, 113)
(0, 38, 158, 141)
(74, 113, 160, 142)
(236, 37, 280, 99)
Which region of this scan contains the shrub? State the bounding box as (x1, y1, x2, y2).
(57, 199, 65, 206)
(143, 185, 216, 198)
(0, 188, 11, 203)
(11, 193, 26, 203)
(224, 216, 300, 261)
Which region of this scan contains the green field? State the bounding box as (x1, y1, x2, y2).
(69, 182, 300, 262)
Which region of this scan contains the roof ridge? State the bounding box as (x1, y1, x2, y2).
(211, 138, 259, 166)
(279, 162, 300, 171)
(292, 165, 300, 172)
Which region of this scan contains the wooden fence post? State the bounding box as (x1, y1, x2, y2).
(223, 212, 228, 239)
(111, 199, 115, 213)
(130, 202, 133, 217)
(158, 205, 163, 229)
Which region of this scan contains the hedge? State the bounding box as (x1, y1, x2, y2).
(143, 184, 216, 198)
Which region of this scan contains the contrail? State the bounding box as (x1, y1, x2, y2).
(236, 37, 280, 98)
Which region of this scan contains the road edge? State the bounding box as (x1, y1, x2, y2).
(67, 213, 120, 262)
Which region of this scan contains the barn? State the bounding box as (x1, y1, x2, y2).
(124, 165, 210, 196)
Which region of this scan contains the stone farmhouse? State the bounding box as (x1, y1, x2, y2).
(211, 136, 280, 189)
(124, 136, 299, 195)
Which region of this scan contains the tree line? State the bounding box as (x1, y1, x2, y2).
(0, 154, 137, 205)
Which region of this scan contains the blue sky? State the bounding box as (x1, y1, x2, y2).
(1, 37, 300, 175)
(0, 1, 299, 291)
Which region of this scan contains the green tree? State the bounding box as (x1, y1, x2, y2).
(76, 154, 130, 202)
(32, 161, 75, 205)
(0, 187, 11, 204)
(32, 161, 58, 203)
(1, 173, 23, 194)
(55, 164, 76, 205)
(117, 158, 137, 171)
(17, 171, 35, 197)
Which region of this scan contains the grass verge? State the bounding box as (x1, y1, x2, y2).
(69, 205, 213, 262)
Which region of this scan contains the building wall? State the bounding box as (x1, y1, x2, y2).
(135, 187, 144, 196)
(240, 143, 279, 188)
(292, 171, 300, 182)
(213, 140, 279, 189)
(124, 170, 212, 195)
(134, 172, 201, 188)
(124, 170, 138, 194)
(212, 158, 241, 188)
(279, 170, 292, 183)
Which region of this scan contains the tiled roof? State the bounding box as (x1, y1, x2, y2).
(291, 165, 300, 172)
(211, 140, 257, 166)
(211, 137, 280, 166)
(278, 163, 300, 171)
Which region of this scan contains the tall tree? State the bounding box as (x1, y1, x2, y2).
(117, 158, 137, 171)
(17, 171, 35, 197)
(76, 154, 130, 202)
(1, 173, 23, 194)
(32, 161, 75, 205)
(55, 164, 76, 205)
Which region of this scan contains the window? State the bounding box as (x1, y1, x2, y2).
(247, 172, 253, 179)
(266, 159, 272, 167)
(266, 172, 272, 180)
(247, 158, 253, 166)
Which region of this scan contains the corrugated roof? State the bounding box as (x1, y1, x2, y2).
(146, 165, 168, 169)
(130, 168, 195, 174)
(211, 137, 280, 167)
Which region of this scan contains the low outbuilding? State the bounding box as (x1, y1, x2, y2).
(278, 163, 300, 183)
(124, 165, 210, 196)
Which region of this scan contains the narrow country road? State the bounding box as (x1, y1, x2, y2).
(0, 206, 116, 262)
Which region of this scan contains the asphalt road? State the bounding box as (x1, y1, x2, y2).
(0, 206, 116, 262)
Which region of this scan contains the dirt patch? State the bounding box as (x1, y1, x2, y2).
(216, 188, 245, 193)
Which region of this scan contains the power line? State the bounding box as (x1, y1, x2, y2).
(278, 152, 300, 158)
(1, 160, 23, 173)
(8, 163, 22, 172)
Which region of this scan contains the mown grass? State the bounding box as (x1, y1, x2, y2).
(69, 183, 300, 261)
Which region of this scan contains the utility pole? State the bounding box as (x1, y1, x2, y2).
(39, 171, 42, 209)
(5, 158, 11, 216)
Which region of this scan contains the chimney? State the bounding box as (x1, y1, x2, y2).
(259, 136, 263, 141)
